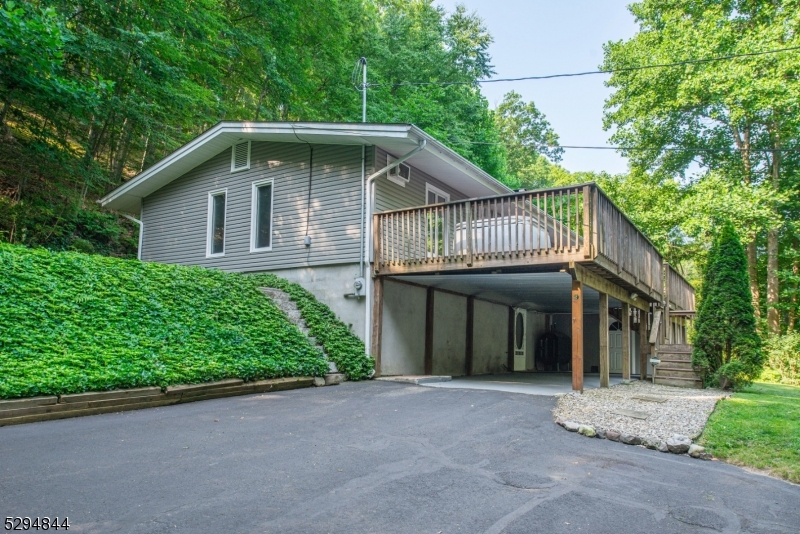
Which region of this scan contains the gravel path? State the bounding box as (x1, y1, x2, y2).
(552, 381, 729, 443)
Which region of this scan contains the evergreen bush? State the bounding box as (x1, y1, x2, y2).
(692, 225, 762, 389)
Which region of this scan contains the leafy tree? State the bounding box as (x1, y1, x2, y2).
(602, 0, 800, 333)
(493, 91, 562, 189)
(692, 225, 763, 389)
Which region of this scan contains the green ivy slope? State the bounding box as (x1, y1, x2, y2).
(250, 274, 374, 381)
(0, 244, 331, 399)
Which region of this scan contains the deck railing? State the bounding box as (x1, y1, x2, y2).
(593, 188, 663, 298)
(373, 183, 671, 300)
(667, 265, 695, 311)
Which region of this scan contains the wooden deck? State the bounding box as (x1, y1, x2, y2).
(373, 183, 691, 304)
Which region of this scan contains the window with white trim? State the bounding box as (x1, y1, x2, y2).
(425, 183, 450, 205)
(386, 154, 411, 186)
(207, 190, 227, 257)
(231, 141, 251, 172)
(250, 179, 274, 251)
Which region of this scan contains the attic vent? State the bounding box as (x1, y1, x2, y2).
(231, 141, 251, 172)
(386, 154, 411, 186)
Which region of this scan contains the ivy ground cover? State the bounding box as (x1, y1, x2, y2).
(0, 244, 330, 399)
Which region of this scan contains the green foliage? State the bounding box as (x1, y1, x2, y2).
(250, 274, 374, 381)
(762, 333, 800, 385)
(0, 243, 329, 399)
(692, 225, 762, 388)
(492, 91, 563, 190)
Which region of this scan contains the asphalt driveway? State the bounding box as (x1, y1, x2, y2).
(1, 381, 797, 533)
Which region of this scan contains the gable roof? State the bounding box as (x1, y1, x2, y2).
(99, 122, 511, 213)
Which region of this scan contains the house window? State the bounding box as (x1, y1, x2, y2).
(231, 141, 251, 172)
(207, 190, 227, 257)
(386, 154, 411, 186)
(250, 180, 274, 251)
(425, 183, 450, 205)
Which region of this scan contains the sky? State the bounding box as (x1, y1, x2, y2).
(436, 0, 640, 175)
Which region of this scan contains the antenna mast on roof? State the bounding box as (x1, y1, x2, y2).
(360, 57, 367, 122)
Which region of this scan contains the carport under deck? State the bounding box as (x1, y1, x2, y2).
(369, 184, 695, 391)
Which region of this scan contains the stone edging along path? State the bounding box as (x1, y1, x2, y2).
(0, 376, 318, 427)
(552, 381, 729, 461)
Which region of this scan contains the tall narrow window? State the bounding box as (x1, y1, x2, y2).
(250, 180, 273, 251)
(207, 191, 226, 256)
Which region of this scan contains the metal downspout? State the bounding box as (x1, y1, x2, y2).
(363, 139, 427, 353)
(122, 214, 143, 260)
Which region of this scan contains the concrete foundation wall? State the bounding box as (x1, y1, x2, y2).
(271, 263, 366, 341)
(432, 292, 467, 376)
(472, 300, 509, 375)
(381, 280, 427, 375)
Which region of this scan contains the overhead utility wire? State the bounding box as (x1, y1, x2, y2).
(446, 140, 800, 153)
(365, 46, 800, 88)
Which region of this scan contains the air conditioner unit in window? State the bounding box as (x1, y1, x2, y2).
(386, 155, 411, 186)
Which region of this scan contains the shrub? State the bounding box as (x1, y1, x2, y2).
(250, 274, 374, 381)
(692, 225, 762, 389)
(763, 333, 800, 385)
(0, 244, 329, 399)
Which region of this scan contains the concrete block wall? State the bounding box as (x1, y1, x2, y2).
(432, 291, 468, 376)
(471, 300, 510, 375)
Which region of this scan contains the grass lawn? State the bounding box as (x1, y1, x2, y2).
(700, 382, 800, 484)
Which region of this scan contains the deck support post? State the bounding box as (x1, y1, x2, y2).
(465, 296, 474, 376)
(424, 286, 435, 375)
(371, 276, 383, 377)
(571, 280, 584, 392)
(639, 307, 649, 380)
(599, 292, 609, 388)
(622, 301, 631, 381)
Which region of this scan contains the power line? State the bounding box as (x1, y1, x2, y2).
(447, 139, 800, 153)
(365, 45, 800, 88)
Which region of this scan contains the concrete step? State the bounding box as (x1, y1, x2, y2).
(659, 343, 693, 352)
(658, 353, 692, 362)
(654, 376, 703, 389)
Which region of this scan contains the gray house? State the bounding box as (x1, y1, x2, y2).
(101, 122, 697, 390)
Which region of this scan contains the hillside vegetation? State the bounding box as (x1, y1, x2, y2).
(0, 244, 370, 399)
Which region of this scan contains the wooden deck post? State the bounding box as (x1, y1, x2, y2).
(371, 276, 383, 377)
(599, 291, 609, 388)
(571, 280, 584, 391)
(622, 301, 631, 381)
(465, 296, 474, 376)
(507, 306, 515, 372)
(639, 307, 649, 380)
(663, 262, 671, 345)
(424, 286, 435, 375)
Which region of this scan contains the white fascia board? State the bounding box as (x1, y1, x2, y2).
(99, 121, 508, 213)
(410, 127, 511, 196)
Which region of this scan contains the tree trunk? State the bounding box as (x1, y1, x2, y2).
(766, 143, 781, 334)
(789, 237, 799, 332)
(733, 124, 761, 320)
(0, 97, 12, 141)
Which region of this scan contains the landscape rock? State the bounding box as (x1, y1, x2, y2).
(698, 452, 713, 461)
(324, 373, 345, 386)
(657, 441, 669, 453)
(606, 430, 621, 441)
(688, 444, 706, 458)
(563, 421, 580, 432)
(620, 434, 642, 446)
(643, 438, 659, 450)
(667, 434, 692, 454)
(596, 428, 607, 439)
(555, 418, 566, 427)
(313, 377, 326, 387)
(578, 425, 596, 437)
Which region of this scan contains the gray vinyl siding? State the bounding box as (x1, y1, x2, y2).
(373, 146, 467, 212)
(140, 141, 372, 271)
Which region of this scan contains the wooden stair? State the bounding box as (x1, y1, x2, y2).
(653, 344, 703, 389)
